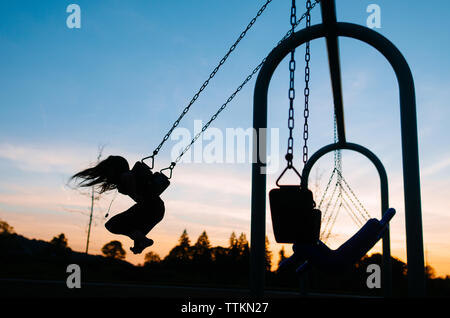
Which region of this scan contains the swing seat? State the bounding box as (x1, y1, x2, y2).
(133, 161, 170, 197)
(279, 208, 396, 274)
(269, 186, 321, 244)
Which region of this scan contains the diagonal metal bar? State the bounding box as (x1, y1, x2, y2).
(320, 0, 346, 143)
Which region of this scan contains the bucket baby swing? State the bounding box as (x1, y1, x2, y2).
(250, 0, 425, 297)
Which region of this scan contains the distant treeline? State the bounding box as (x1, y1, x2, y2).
(134, 229, 448, 296)
(1, 219, 449, 296)
(144, 229, 270, 270)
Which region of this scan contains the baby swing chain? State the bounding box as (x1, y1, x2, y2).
(286, 0, 313, 168)
(277, 0, 314, 186)
(285, 0, 297, 169)
(303, 0, 312, 164)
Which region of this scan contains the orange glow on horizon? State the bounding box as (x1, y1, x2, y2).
(2, 208, 449, 279)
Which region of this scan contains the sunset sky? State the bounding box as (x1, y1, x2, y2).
(1, 0, 450, 277)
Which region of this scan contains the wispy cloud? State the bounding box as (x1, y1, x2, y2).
(173, 165, 251, 197)
(421, 155, 450, 178)
(0, 142, 89, 173)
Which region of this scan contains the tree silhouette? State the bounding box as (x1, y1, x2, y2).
(211, 246, 229, 263)
(194, 231, 211, 251)
(237, 233, 249, 255)
(229, 232, 238, 248)
(144, 251, 161, 265)
(425, 265, 436, 279)
(179, 229, 191, 246)
(0, 219, 14, 236)
(228, 232, 239, 260)
(278, 246, 287, 267)
(264, 236, 272, 271)
(166, 229, 193, 262)
(224, 232, 250, 276)
(50, 233, 71, 250)
(101, 240, 126, 260)
(193, 231, 212, 266)
(236, 233, 250, 264)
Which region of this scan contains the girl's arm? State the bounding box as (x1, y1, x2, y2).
(118, 171, 137, 196)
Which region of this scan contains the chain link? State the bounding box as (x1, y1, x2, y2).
(317, 167, 336, 210)
(320, 190, 341, 241)
(285, 0, 297, 168)
(281, 0, 320, 42)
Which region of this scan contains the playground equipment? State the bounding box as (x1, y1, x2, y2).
(250, 0, 425, 297)
(250, 0, 425, 296)
(267, 0, 397, 295)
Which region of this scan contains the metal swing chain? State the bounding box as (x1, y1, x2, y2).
(285, 0, 297, 168)
(143, 0, 273, 168)
(333, 114, 371, 222)
(161, 1, 321, 178)
(302, 0, 312, 164)
(169, 63, 265, 168)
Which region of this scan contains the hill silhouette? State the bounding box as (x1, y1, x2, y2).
(0, 232, 135, 282)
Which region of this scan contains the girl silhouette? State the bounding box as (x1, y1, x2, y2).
(71, 156, 165, 254)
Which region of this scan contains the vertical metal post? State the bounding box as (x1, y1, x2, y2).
(380, 168, 392, 297)
(337, 23, 425, 297)
(397, 60, 426, 297)
(250, 106, 267, 296)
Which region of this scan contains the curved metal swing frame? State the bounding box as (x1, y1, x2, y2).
(250, 0, 425, 297)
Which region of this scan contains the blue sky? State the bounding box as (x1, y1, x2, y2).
(1, 1, 450, 276)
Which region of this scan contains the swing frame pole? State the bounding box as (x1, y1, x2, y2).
(250, 0, 425, 297)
